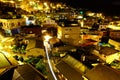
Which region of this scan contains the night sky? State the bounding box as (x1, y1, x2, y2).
(51, 0, 120, 16)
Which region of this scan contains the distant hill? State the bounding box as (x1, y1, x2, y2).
(50, 0, 120, 16)
(0, 2, 29, 19)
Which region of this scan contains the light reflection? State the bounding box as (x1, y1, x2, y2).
(44, 41, 57, 80)
(43, 35, 57, 80)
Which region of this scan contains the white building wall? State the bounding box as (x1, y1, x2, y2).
(58, 26, 81, 44)
(0, 18, 26, 30)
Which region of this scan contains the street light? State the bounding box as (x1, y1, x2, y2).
(43, 35, 58, 80)
(44, 35, 52, 42)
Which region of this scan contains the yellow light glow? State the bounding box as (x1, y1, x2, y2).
(0, 44, 3, 50)
(29, 1, 35, 5)
(80, 20, 84, 27)
(56, 4, 61, 8)
(9, 1, 14, 3)
(44, 35, 52, 41)
(2, 1, 14, 3)
(106, 53, 120, 64)
(107, 25, 120, 30)
(38, 6, 43, 10)
(44, 2, 48, 6)
(87, 13, 95, 16)
(77, 15, 83, 19)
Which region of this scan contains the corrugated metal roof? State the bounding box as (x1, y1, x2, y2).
(0, 53, 11, 68)
(99, 47, 119, 55)
(84, 64, 120, 80)
(13, 64, 47, 80)
(0, 66, 17, 80)
(56, 61, 84, 80)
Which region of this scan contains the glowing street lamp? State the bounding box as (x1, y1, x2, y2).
(44, 2, 48, 7)
(44, 35, 52, 42)
(43, 35, 57, 80)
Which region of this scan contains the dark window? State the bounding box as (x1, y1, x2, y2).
(0, 22, 3, 28)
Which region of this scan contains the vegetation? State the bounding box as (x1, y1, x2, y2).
(11, 34, 28, 54)
(99, 42, 115, 48)
(13, 55, 47, 75)
(25, 55, 47, 75)
(110, 60, 120, 70)
(12, 45, 26, 54)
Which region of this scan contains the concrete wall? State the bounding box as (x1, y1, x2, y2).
(58, 26, 81, 44)
(0, 18, 26, 30)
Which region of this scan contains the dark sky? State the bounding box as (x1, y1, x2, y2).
(51, 0, 120, 16)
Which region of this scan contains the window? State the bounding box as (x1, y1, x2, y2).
(0, 22, 3, 28)
(65, 34, 70, 38)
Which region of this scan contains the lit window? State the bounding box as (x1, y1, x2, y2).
(42, 30, 47, 33)
(65, 34, 69, 38)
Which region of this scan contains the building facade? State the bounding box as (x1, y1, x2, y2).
(57, 20, 81, 45)
(0, 18, 26, 36)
